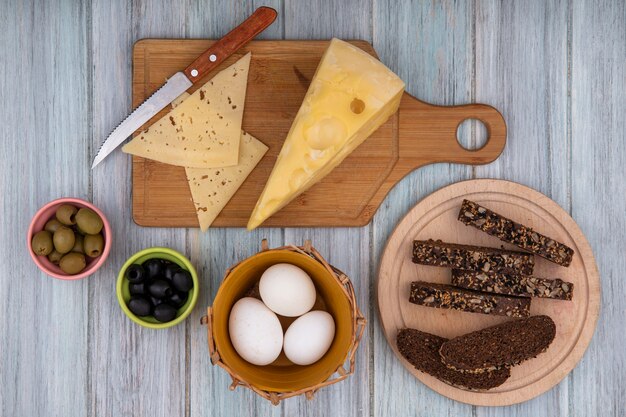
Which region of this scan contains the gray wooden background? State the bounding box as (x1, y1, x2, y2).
(1, 0, 624, 416)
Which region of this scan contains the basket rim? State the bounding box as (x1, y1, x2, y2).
(202, 239, 366, 405)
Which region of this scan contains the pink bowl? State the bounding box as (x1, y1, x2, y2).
(27, 198, 112, 280)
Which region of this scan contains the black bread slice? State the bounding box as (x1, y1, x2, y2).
(409, 281, 532, 318)
(439, 315, 556, 372)
(458, 199, 574, 267)
(412, 239, 535, 275)
(397, 328, 510, 390)
(451, 269, 574, 300)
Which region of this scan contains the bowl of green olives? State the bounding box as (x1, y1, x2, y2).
(27, 198, 111, 280)
(116, 247, 199, 329)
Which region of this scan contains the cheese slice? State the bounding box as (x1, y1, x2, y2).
(170, 92, 268, 231)
(122, 53, 251, 168)
(171, 92, 190, 109)
(247, 39, 405, 230)
(186, 132, 268, 231)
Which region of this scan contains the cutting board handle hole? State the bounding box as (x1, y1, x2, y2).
(456, 118, 488, 151)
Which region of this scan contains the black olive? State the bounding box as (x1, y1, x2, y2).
(150, 296, 164, 308)
(163, 263, 181, 280)
(129, 282, 148, 296)
(127, 297, 152, 316)
(172, 270, 193, 292)
(153, 303, 178, 323)
(125, 264, 145, 283)
(149, 279, 173, 299)
(143, 258, 164, 279)
(168, 291, 189, 309)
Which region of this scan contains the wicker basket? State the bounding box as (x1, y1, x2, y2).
(201, 239, 366, 405)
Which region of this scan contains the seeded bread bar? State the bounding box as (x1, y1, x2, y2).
(409, 281, 531, 318)
(458, 199, 574, 267)
(439, 315, 556, 373)
(451, 269, 574, 300)
(412, 239, 535, 275)
(397, 328, 510, 390)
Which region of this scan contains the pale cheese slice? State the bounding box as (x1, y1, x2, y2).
(171, 92, 190, 109)
(247, 39, 405, 230)
(171, 92, 268, 231)
(185, 131, 268, 231)
(122, 53, 251, 168)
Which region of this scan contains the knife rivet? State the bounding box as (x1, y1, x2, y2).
(191, 69, 198, 77)
(209, 54, 217, 62)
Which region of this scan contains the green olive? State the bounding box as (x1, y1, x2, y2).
(44, 218, 63, 233)
(84, 233, 104, 258)
(59, 252, 86, 274)
(56, 204, 78, 225)
(31, 231, 53, 256)
(48, 250, 63, 265)
(53, 226, 75, 254)
(75, 208, 103, 235)
(72, 234, 84, 254)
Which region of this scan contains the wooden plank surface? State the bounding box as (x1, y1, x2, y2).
(89, 2, 188, 417)
(472, 2, 571, 416)
(1, 0, 625, 416)
(569, 1, 626, 415)
(0, 1, 90, 416)
(371, 2, 475, 416)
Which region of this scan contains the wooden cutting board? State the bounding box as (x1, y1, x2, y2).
(132, 40, 507, 227)
(377, 179, 600, 406)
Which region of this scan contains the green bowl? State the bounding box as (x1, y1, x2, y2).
(116, 247, 199, 329)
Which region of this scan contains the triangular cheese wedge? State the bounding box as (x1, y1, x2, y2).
(186, 131, 268, 231)
(170, 92, 268, 231)
(247, 39, 405, 230)
(122, 53, 251, 168)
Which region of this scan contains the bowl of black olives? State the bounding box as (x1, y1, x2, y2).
(28, 198, 111, 280)
(116, 247, 199, 329)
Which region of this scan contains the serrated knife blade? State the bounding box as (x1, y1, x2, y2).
(91, 73, 191, 168)
(91, 6, 277, 168)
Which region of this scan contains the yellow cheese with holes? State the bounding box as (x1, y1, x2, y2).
(122, 53, 251, 168)
(247, 39, 405, 230)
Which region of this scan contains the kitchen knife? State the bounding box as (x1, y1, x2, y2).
(91, 6, 277, 169)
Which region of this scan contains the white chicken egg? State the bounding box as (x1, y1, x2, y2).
(228, 297, 283, 366)
(259, 263, 316, 317)
(283, 310, 335, 366)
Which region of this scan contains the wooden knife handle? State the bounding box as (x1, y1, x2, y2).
(183, 6, 277, 81)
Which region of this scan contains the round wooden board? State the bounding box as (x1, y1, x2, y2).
(377, 179, 600, 406)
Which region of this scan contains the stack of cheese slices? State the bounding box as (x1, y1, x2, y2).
(122, 53, 267, 231)
(123, 39, 406, 231)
